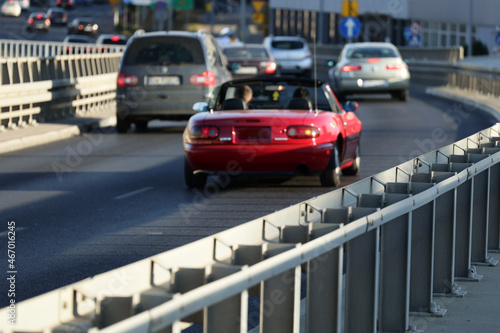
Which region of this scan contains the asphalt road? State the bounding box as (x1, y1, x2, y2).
(0, 84, 497, 307)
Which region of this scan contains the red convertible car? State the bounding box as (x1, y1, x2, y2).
(183, 77, 362, 188)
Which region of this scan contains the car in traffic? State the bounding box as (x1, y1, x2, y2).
(26, 12, 50, 32)
(46, 7, 68, 25)
(223, 43, 279, 79)
(67, 17, 98, 36)
(62, 35, 93, 54)
(263, 35, 312, 78)
(95, 34, 128, 52)
(329, 42, 411, 101)
(183, 77, 362, 188)
(1, 0, 21, 17)
(56, 0, 74, 9)
(17, 0, 29, 10)
(116, 29, 232, 133)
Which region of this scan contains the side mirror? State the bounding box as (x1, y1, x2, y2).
(192, 102, 209, 113)
(343, 100, 359, 112)
(326, 60, 336, 67)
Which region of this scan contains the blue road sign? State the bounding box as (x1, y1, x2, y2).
(404, 26, 412, 41)
(496, 32, 500, 46)
(339, 17, 362, 39)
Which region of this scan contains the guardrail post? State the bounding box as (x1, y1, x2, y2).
(171, 267, 206, 324)
(204, 264, 247, 333)
(430, 169, 467, 298)
(484, 146, 500, 252)
(469, 152, 498, 266)
(344, 207, 380, 333)
(260, 243, 300, 333)
(306, 223, 343, 333)
(379, 192, 414, 332)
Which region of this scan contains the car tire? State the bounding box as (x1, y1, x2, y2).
(320, 144, 341, 187)
(342, 146, 361, 176)
(395, 89, 409, 101)
(135, 121, 148, 131)
(184, 159, 207, 189)
(116, 116, 130, 133)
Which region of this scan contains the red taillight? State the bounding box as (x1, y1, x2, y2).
(190, 125, 219, 139)
(28, 18, 34, 24)
(45, 19, 50, 25)
(264, 61, 277, 74)
(117, 72, 138, 88)
(286, 125, 320, 139)
(78, 24, 84, 30)
(56, 0, 61, 4)
(190, 70, 216, 87)
(341, 65, 362, 72)
(111, 36, 120, 42)
(386, 63, 405, 70)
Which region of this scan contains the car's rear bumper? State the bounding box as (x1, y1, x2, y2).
(185, 142, 333, 174)
(335, 77, 410, 93)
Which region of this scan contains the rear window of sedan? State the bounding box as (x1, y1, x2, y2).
(224, 47, 269, 59)
(123, 37, 205, 66)
(271, 40, 305, 50)
(347, 47, 399, 59)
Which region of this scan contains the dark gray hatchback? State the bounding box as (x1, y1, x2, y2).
(116, 30, 233, 133)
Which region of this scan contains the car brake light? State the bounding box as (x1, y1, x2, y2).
(386, 64, 405, 70)
(286, 125, 320, 139)
(78, 24, 83, 30)
(341, 65, 362, 72)
(190, 70, 216, 87)
(28, 18, 33, 24)
(37, 13, 43, 19)
(263, 61, 277, 74)
(190, 125, 219, 139)
(45, 19, 50, 25)
(367, 58, 380, 63)
(111, 36, 120, 42)
(117, 72, 139, 88)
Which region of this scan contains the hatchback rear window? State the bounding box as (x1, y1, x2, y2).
(347, 47, 399, 58)
(271, 40, 305, 50)
(224, 47, 269, 59)
(123, 37, 205, 66)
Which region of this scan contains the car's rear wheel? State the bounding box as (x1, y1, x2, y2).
(116, 116, 130, 133)
(394, 89, 409, 101)
(320, 144, 341, 187)
(342, 146, 361, 176)
(184, 159, 207, 189)
(135, 121, 148, 131)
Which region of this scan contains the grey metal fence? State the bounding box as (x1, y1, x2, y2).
(1, 123, 499, 332)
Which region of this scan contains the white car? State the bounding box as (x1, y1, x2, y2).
(329, 42, 411, 101)
(263, 35, 313, 78)
(1, 0, 21, 17)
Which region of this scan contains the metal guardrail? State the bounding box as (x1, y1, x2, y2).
(1, 124, 499, 332)
(0, 39, 125, 58)
(0, 53, 121, 130)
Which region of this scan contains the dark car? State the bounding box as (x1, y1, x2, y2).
(26, 12, 50, 32)
(56, 0, 74, 9)
(46, 7, 67, 25)
(67, 17, 98, 36)
(95, 34, 128, 52)
(115, 29, 233, 133)
(223, 43, 279, 79)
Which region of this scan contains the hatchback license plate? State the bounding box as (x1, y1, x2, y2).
(235, 127, 271, 143)
(147, 76, 181, 86)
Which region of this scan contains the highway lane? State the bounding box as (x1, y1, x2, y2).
(0, 84, 497, 307)
(0, 0, 116, 42)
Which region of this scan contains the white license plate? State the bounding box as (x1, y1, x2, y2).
(147, 76, 180, 86)
(358, 80, 387, 88)
(235, 67, 258, 74)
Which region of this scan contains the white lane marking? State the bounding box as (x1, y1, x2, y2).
(0, 227, 27, 238)
(114, 186, 153, 200)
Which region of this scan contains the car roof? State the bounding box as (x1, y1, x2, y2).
(344, 42, 398, 49)
(222, 76, 325, 87)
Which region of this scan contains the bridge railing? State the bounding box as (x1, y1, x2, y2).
(1, 123, 499, 332)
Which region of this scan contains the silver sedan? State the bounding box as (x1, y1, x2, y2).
(329, 42, 410, 101)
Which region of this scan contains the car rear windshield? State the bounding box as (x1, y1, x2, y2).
(224, 47, 269, 59)
(123, 37, 205, 66)
(271, 40, 304, 50)
(347, 47, 399, 58)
